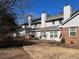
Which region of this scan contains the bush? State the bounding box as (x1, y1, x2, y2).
(61, 38, 65, 44)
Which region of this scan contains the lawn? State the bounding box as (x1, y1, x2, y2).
(23, 41, 79, 59)
(0, 40, 79, 59)
(0, 47, 32, 59)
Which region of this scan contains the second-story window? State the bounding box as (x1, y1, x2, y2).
(52, 21, 55, 24)
(59, 20, 62, 24)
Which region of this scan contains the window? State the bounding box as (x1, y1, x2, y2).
(52, 21, 55, 24)
(59, 20, 62, 24)
(54, 31, 58, 37)
(41, 32, 46, 37)
(69, 27, 77, 37)
(50, 31, 54, 37)
(50, 31, 58, 38)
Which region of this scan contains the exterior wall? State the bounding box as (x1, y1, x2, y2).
(62, 14, 79, 27)
(46, 22, 52, 27)
(46, 32, 50, 40)
(31, 19, 62, 28)
(62, 27, 79, 46)
(32, 24, 41, 28)
(18, 30, 26, 36)
(22, 25, 25, 28)
(48, 31, 61, 41)
(35, 32, 41, 38)
(37, 24, 41, 28)
(31, 25, 35, 28)
(46, 21, 60, 27)
(36, 31, 61, 41)
(55, 21, 60, 25)
(32, 20, 60, 28)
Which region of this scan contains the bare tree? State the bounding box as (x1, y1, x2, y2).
(0, 0, 17, 43)
(0, 0, 30, 35)
(0, 0, 31, 47)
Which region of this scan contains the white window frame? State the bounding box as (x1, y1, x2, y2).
(69, 27, 77, 37)
(50, 31, 54, 37)
(54, 31, 58, 38)
(52, 21, 55, 24)
(50, 31, 58, 38)
(41, 32, 46, 37)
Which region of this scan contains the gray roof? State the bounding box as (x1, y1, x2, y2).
(46, 14, 63, 22)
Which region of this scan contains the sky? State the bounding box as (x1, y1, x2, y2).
(15, 0, 79, 24)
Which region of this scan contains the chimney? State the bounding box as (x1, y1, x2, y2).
(41, 11, 47, 28)
(63, 4, 72, 22)
(27, 15, 32, 28)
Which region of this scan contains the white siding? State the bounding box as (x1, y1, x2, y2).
(46, 21, 60, 27)
(55, 21, 60, 25)
(31, 25, 35, 28)
(22, 25, 25, 28)
(46, 22, 52, 27)
(31, 24, 41, 28)
(62, 14, 79, 27)
(18, 30, 26, 36)
(32, 20, 60, 28)
(35, 32, 41, 38)
(46, 32, 50, 40)
(37, 24, 41, 28)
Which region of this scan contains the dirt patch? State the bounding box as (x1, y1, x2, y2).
(23, 43, 79, 59)
(0, 47, 32, 59)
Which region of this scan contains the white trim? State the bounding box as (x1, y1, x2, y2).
(69, 27, 77, 37)
(50, 31, 58, 38)
(41, 32, 46, 37)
